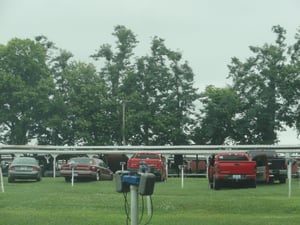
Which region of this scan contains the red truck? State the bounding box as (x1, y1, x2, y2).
(127, 152, 166, 181)
(208, 152, 256, 190)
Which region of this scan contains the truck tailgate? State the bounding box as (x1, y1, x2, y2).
(218, 161, 256, 175)
(128, 158, 160, 169)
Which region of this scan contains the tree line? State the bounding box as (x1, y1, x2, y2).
(0, 25, 299, 146)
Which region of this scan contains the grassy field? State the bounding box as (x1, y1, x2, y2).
(0, 177, 300, 225)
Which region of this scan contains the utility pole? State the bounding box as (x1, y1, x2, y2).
(122, 101, 126, 145)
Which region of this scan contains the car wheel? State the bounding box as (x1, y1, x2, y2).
(213, 176, 220, 190)
(249, 179, 256, 188)
(65, 177, 71, 182)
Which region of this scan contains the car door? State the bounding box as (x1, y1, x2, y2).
(98, 160, 111, 180)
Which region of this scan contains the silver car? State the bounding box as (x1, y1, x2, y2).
(8, 157, 42, 182)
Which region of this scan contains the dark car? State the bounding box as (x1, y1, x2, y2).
(8, 157, 42, 183)
(60, 157, 113, 182)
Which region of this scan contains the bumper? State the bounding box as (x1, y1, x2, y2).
(217, 174, 256, 182)
(60, 170, 97, 178)
(8, 171, 40, 179)
(128, 168, 162, 175)
(269, 170, 287, 179)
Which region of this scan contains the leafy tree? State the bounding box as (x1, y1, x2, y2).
(192, 85, 239, 145)
(287, 28, 300, 138)
(228, 25, 295, 144)
(0, 38, 54, 144)
(36, 47, 112, 145)
(92, 28, 199, 145)
(91, 25, 138, 145)
(57, 62, 111, 145)
(128, 37, 199, 145)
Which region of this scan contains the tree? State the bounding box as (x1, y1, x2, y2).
(228, 25, 294, 144)
(128, 37, 199, 145)
(287, 28, 300, 138)
(192, 85, 239, 145)
(36, 47, 112, 145)
(0, 38, 54, 144)
(92, 28, 199, 145)
(91, 25, 138, 145)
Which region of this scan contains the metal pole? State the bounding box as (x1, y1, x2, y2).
(0, 166, 4, 193)
(286, 153, 291, 198)
(130, 185, 138, 225)
(147, 196, 151, 216)
(71, 166, 74, 187)
(120, 162, 126, 172)
(52, 154, 58, 178)
(122, 101, 126, 146)
(288, 160, 292, 198)
(165, 155, 169, 182)
(180, 165, 184, 189)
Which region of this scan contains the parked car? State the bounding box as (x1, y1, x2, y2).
(8, 157, 42, 182)
(248, 150, 287, 184)
(208, 152, 256, 190)
(127, 152, 166, 181)
(60, 157, 113, 182)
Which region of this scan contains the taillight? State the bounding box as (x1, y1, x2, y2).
(89, 166, 96, 171)
(32, 166, 39, 171)
(9, 166, 15, 171)
(62, 164, 69, 169)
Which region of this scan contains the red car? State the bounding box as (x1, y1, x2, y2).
(208, 152, 256, 190)
(60, 157, 113, 182)
(127, 152, 166, 181)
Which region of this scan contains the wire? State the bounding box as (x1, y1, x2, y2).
(123, 192, 130, 225)
(122, 192, 154, 225)
(139, 195, 144, 224)
(143, 196, 153, 225)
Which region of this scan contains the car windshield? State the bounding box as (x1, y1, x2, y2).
(70, 158, 93, 164)
(218, 155, 248, 161)
(12, 157, 37, 165)
(136, 154, 159, 159)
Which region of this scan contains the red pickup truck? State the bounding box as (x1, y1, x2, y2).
(208, 152, 256, 190)
(127, 152, 166, 181)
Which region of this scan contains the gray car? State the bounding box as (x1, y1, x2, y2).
(8, 157, 42, 183)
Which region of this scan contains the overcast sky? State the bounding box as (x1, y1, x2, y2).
(1, 0, 299, 144)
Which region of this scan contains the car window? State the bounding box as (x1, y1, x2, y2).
(12, 157, 38, 165)
(98, 160, 107, 167)
(70, 158, 93, 164)
(136, 154, 159, 159)
(218, 155, 248, 161)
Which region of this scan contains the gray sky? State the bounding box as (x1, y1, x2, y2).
(1, 0, 299, 144)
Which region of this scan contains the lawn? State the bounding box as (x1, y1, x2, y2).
(0, 177, 300, 225)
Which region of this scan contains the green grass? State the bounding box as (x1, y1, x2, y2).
(1, 177, 300, 225)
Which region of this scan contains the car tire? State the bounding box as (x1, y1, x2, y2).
(65, 177, 71, 182)
(213, 176, 220, 190)
(249, 179, 256, 188)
